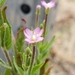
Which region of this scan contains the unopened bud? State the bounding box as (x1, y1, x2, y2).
(40, 20, 45, 29)
(25, 47, 32, 56)
(36, 5, 41, 15)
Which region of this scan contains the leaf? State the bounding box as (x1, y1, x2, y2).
(4, 69, 12, 75)
(43, 65, 53, 75)
(16, 27, 25, 53)
(1, 23, 12, 50)
(0, 58, 11, 69)
(40, 36, 55, 59)
(31, 62, 44, 75)
(13, 56, 24, 75)
(37, 42, 43, 50)
(0, 6, 12, 50)
(15, 27, 25, 67)
(23, 53, 26, 63)
(2, 6, 11, 28)
(0, 0, 6, 8)
(0, 9, 4, 26)
(39, 42, 48, 53)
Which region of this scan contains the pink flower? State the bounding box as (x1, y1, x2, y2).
(41, 0, 55, 9)
(24, 27, 44, 44)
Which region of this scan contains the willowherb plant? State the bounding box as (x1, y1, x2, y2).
(0, 0, 55, 75)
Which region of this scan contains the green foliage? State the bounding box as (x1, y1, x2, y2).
(13, 56, 24, 75)
(23, 53, 26, 64)
(4, 69, 12, 75)
(39, 42, 48, 53)
(31, 62, 44, 75)
(16, 27, 25, 53)
(40, 36, 55, 59)
(0, 23, 12, 50)
(0, 0, 55, 75)
(15, 27, 25, 68)
(37, 36, 55, 61)
(0, 6, 12, 50)
(0, 9, 4, 26)
(0, 0, 6, 8)
(0, 58, 11, 69)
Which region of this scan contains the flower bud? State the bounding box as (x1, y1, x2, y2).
(40, 24, 43, 29)
(40, 20, 45, 29)
(25, 47, 32, 56)
(36, 5, 41, 15)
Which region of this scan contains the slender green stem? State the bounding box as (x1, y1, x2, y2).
(43, 14, 48, 37)
(3, 33, 19, 75)
(4, 47, 12, 66)
(36, 15, 38, 27)
(29, 45, 36, 75)
(3, 48, 17, 75)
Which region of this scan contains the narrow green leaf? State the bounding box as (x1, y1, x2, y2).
(41, 36, 55, 59)
(13, 56, 24, 75)
(31, 62, 44, 75)
(0, 0, 6, 8)
(2, 6, 11, 28)
(37, 42, 43, 50)
(0, 9, 4, 26)
(39, 42, 48, 53)
(0, 58, 11, 69)
(16, 27, 25, 53)
(23, 53, 26, 63)
(4, 69, 12, 75)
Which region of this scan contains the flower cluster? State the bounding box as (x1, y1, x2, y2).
(0, 0, 55, 75)
(24, 0, 55, 44)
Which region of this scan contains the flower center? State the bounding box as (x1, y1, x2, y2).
(32, 34, 37, 41)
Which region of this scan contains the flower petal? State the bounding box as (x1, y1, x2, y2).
(37, 29, 43, 37)
(24, 28, 32, 39)
(49, 1, 55, 8)
(41, 1, 47, 8)
(25, 38, 32, 44)
(24, 28, 32, 36)
(34, 27, 40, 34)
(25, 38, 36, 44)
(36, 37, 44, 42)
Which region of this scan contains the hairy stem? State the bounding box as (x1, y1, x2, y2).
(36, 15, 39, 27)
(4, 47, 12, 66)
(29, 45, 35, 75)
(43, 14, 48, 37)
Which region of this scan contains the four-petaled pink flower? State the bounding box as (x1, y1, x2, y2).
(24, 27, 44, 44)
(41, 0, 55, 9)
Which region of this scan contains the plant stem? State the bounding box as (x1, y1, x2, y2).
(43, 14, 48, 37)
(4, 47, 12, 66)
(36, 15, 38, 27)
(29, 45, 35, 75)
(3, 47, 18, 75)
